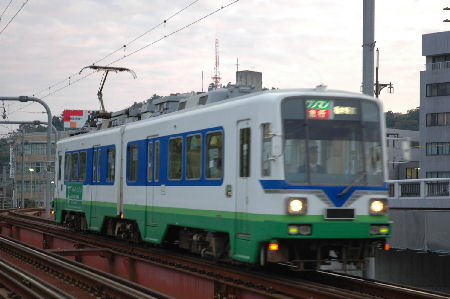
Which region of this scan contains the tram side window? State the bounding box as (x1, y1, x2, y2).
(206, 131, 223, 179)
(97, 149, 101, 182)
(64, 153, 71, 181)
(58, 155, 62, 181)
(93, 150, 97, 182)
(155, 141, 160, 182)
(71, 152, 79, 181)
(186, 134, 201, 179)
(128, 145, 138, 182)
(107, 148, 115, 182)
(79, 151, 87, 181)
(169, 137, 183, 180)
(261, 123, 272, 176)
(240, 128, 251, 177)
(148, 142, 153, 182)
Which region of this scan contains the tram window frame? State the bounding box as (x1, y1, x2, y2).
(79, 151, 87, 182)
(71, 152, 79, 181)
(93, 150, 97, 182)
(58, 154, 62, 181)
(261, 123, 272, 176)
(97, 149, 102, 182)
(205, 131, 223, 179)
(148, 142, 153, 182)
(168, 137, 183, 180)
(155, 141, 160, 182)
(239, 128, 251, 177)
(128, 145, 138, 182)
(64, 153, 71, 182)
(107, 147, 115, 183)
(186, 134, 202, 180)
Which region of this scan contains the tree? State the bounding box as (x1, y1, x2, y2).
(384, 107, 419, 131)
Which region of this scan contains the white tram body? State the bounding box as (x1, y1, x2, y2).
(54, 88, 390, 268)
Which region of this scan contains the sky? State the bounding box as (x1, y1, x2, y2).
(0, 0, 448, 135)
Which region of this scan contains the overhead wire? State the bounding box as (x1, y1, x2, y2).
(0, 0, 28, 35)
(32, 0, 201, 97)
(0, 0, 14, 22)
(38, 0, 239, 100)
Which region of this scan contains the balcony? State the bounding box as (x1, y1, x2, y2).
(425, 61, 450, 71)
(388, 178, 450, 199)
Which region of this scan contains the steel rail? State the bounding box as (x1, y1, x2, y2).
(0, 259, 74, 299)
(0, 235, 168, 299)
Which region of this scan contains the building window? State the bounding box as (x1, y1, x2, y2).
(168, 137, 183, 180)
(406, 168, 419, 179)
(107, 148, 115, 182)
(128, 145, 138, 182)
(386, 133, 399, 148)
(426, 82, 450, 97)
(426, 171, 450, 178)
(426, 112, 450, 126)
(186, 134, 201, 179)
(426, 142, 450, 155)
(205, 131, 223, 179)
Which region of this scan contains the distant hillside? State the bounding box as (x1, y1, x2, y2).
(385, 107, 419, 131)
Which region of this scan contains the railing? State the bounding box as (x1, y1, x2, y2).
(425, 61, 450, 71)
(387, 178, 450, 199)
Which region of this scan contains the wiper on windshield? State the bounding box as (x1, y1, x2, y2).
(338, 171, 366, 197)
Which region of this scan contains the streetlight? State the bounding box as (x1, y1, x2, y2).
(29, 168, 35, 207)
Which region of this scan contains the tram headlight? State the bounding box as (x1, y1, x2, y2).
(369, 198, 388, 215)
(287, 197, 307, 215)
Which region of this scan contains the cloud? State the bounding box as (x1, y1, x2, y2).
(0, 0, 446, 135)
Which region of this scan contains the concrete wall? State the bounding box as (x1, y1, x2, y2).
(375, 249, 450, 293)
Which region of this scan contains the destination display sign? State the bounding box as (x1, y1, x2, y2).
(306, 99, 359, 120)
(306, 99, 330, 119)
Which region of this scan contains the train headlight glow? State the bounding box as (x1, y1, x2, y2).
(370, 225, 390, 235)
(287, 197, 307, 215)
(288, 224, 312, 235)
(369, 198, 387, 215)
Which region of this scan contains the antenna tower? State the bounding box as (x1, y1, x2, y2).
(211, 38, 222, 88)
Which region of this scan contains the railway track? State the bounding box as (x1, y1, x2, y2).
(1, 209, 449, 299)
(0, 257, 74, 299)
(0, 234, 170, 298)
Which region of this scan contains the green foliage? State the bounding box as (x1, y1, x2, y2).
(385, 107, 419, 131)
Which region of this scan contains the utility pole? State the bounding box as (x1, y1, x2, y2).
(0, 96, 52, 218)
(362, 0, 375, 97)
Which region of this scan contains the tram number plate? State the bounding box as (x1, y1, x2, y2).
(325, 208, 355, 219)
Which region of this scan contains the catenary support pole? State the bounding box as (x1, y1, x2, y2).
(362, 0, 375, 96)
(0, 96, 52, 218)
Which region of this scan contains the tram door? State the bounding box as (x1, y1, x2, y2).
(90, 147, 100, 224)
(235, 120, 251, 235)
(145, 140, 155, 228)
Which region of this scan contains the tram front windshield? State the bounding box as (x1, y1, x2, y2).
(282, 97, 383, 186)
